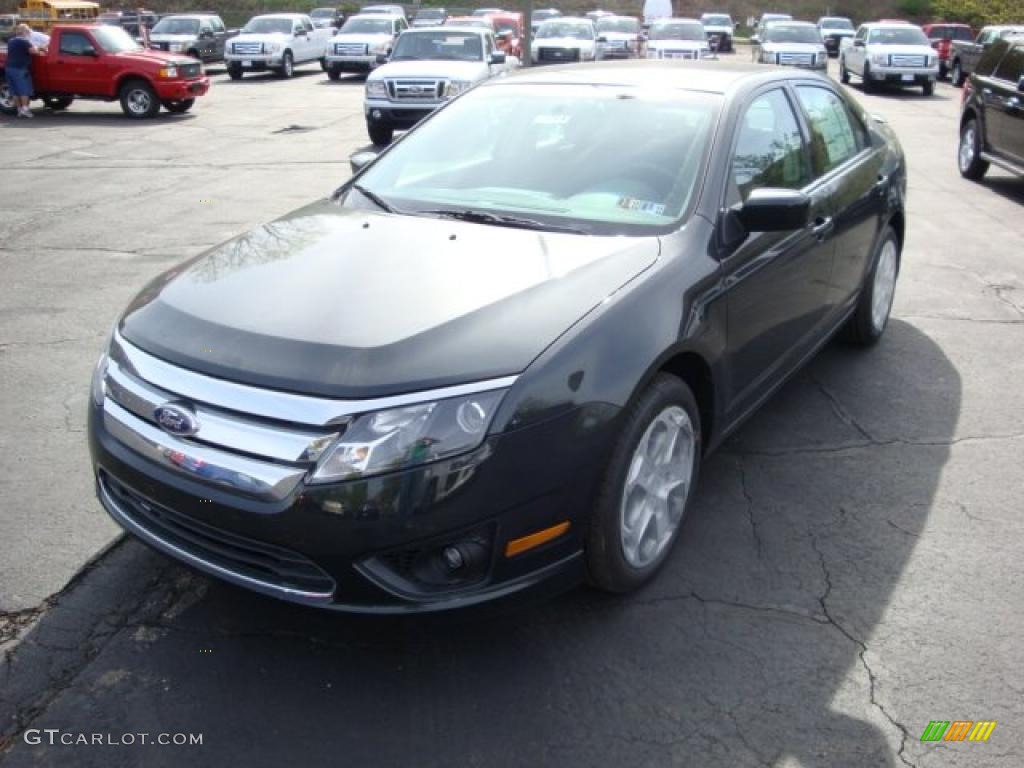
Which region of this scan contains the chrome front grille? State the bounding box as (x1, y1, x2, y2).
(890, 54, 926, 67)
(232, 41, 263, 55)
(659, 48, 698, 59)
(538, 47, 580, 62)
(778, 52, 814, 66)
(180, 62, 202, 78)
(334, 42, 367, 55)
(387, 79, 444, 101)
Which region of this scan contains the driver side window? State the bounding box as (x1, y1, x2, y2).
(59, 32, 93, 56)
(730, 89, 810, 203)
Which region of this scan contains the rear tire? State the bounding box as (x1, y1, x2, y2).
(586, 374, 701, 593)
(119, 79, 160, 119)
(367, 122, 393, 146)
(161, 98, 194, 114)
(958, 118, 989, 181)
(951, 58, 964, 87)
(227, 63, 243, 80)
(841, 227, 900, 347)
(43, 96, 73, 111)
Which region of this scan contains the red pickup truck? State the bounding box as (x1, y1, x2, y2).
(0, 24, 210, 119)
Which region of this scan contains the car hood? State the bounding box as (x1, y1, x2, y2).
(231, 32, 291, 44)
(649, 39, 707, 49)
(821, 28, 854, 37)
(702, 24, 732, 34)
(119, 200, 662, 398)
(333, 32, 393, 44)
(370, 59, 487, 79)
(762, 42, 824, 53)
(535, 37, 593, 48)
(866, 43, 934, 56)
(149, 33, 197, 43)
(598, 32, 638, 42)
(110, 48, 194, 66)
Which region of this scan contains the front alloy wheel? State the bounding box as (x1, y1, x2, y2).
(119, 80, 160, 119)
(587, 374, 701, 593)
(958, 119, 989, 180)
(278, 51, 294, 78)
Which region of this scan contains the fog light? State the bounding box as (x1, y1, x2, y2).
(372, 109, 382, 120)
(442, 545, 464, 571)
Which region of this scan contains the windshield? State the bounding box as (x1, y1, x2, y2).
(310, 9, 334, 18)
(341, 17, 392, 33)
(597, 18, 638, 34)
(765, 24, 822, 44)
(351, 84, 719, 236)
(650, 22, 705, 41)
(93, 26, 142, 52)
(152, 18, 200, 35)
(701, 15, 731, 26)
(537, 21, 593, 39)
(495, 21, 519, 35)
(446, 18, 489, 28)
(415, 9, 444, 19)
(819, 18, 853, 30)
(931, 26, 973, 41)
(244, 18, 294, 34)
(762, 14, 792, 24)
(869, 27, 929, 45)
(391, 31, 483, 61)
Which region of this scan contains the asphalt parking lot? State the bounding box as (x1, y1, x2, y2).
(1, 57, 1023, 767)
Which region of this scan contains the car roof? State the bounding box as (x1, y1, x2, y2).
(652, 17, 702, 24)
(501, 60, 805, 94)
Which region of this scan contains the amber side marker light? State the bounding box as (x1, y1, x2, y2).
(504, 521, 571, 558)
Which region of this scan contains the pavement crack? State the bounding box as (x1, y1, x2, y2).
(725, 430, 1024, 458)
(808, 372, 875, 442)
(736, 458, 763, 559)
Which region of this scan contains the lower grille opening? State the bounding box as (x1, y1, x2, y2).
(100, 471, 335, 597)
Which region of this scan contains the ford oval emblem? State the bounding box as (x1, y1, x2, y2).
(153, 404, 199, 437)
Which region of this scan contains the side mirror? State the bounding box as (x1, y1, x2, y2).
(853, 39, 865, 47)
(296, 29, 307, 37)
(596, 35, 607, 43)
(750, 35, 760, 44)
(736, 188, 811, 233)
(489, 50, 506, 64)
(375, 52, 388, 64)
(349, 150, 379, 173)
(82, 45, 98, 56)
(200, 30, 213, 39)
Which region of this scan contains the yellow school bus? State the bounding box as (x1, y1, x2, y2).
(16, 0, 100, 33)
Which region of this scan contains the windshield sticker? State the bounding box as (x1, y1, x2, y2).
(617, 197, 666, 215)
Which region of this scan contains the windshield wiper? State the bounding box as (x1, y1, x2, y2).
(419, 209, 588, 235)
(351, 183, 402, 214)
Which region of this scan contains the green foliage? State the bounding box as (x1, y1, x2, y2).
(930, 0, 1023, 26)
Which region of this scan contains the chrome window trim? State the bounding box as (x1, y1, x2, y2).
(103, 399, 307, 501)
(98, 479, 335, 602)
(105, 358, 337, 463)
(112, 330, 518, 427)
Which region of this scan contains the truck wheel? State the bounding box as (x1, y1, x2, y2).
(161, 99, 195, 114)
(958, 118, 989, 181)
(922, 79, 934, 96)
(839, 57, 850, 83)
(327, 64, 342, 81)
(43, 96, 74, 111)
(119, 80, 160, 119)
(367, 122, 393, 147)
(277, 51, 294, 78)
(862, 63, 876, 93)
(227, 63, 243, 80)
(0, 81, 19, 116)
(320, 56, 328, 71)
(951, 59, 964, 87)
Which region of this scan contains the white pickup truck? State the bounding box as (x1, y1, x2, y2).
(364, 27, 515, 146)
(326, 13, 408, 79)
(225, 13, 333, 79)
(840, 22, 939, 95)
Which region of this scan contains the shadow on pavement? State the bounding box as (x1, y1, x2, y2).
(0, 321, 958, 767)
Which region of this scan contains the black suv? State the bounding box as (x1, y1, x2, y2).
(958, 36, 1024, 180)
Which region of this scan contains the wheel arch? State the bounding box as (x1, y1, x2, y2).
(115, 73, 156, 97)
(652, 350, 716, 455)
(888, 210, 905, 253)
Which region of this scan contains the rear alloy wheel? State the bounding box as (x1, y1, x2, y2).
(119, 80, 160, 119)
(43, 96, 73, 111)
(958, 118, 989, 180)
(367, 122, 393, 146)
(161, 98, 195, 114)
(227, 63, 243, 80)
(587, 374, 701, 593)
(842, 227, 900, 346)
(278, 51, 294, 78)
(951, 59, 964, 87)
(0, 82, 20, 115)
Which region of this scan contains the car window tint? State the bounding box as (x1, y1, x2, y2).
(976, 40, 1009, 77)
(732, 89, 809, 200)
(993, 45, 1024, 82)
(59, 31, 93, 55)
(796, 86, 862, 175)
(211, 18, 225, 32)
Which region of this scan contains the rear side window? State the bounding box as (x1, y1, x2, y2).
(731, 89, 810, 200)
(976, 40, 1010, 77)
(795, 86, 864, 175)
(993, 44, 1024, 83)
(59, 32, 93, 55)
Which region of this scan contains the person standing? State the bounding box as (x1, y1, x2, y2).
(5, 24, 39, 118)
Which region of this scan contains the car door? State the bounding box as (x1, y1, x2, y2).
(197, 20, 215, 60)
(987, 44, 1024, 164)
(793, 83, 886, 310)
(210, 17, 227, 59)
(847, 25, 867, 74)
(54, 29, 106, 94)
(722, 86, 836, 419)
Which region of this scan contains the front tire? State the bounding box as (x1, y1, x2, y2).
(922, 79, 934, 96)
(862, 63, 876, 93)
(43, 96, 73, 111)
(840, 57, 850, 84)
(367, 122, 393, 146)
(320, 56, 328, 71)
(161, 98, 194, 114)
(227, 63, 243, 80)
(587, 374, 701, 593)
(951, 58, 964, 87)
(119, 79, 160, 119)
(327, 64, 342, 81)
(841, 227, 900, 346)
(958, 118, 989, 180)
(277, 51, 294, 78)
(0, 81, 19, 115)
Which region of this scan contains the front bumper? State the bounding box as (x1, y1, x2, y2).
(154, 76, 210, 100)
(224, 54, 285, 70)
(596, 44, 636, 60)
(326, 54, 380, 72)
(867, 66, 938, 82)
(89, 399, 615, 613)
(706, 32, 732, 50)
(365, 99, 442, 129)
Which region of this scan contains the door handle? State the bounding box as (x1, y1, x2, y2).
(810, 216, 834, 241)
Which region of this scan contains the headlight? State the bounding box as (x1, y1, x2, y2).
(267, 42, 282, 53)
(157, 66, 178, 78)
(91, 351, 108, 407)
(871, 52, 888, 66)
(365, 79, 387, 98)
(443, 80, 471, 98)
(168, 42, 185, 52)
(370, 41, 389, 54)
(310, 389, 507, 483)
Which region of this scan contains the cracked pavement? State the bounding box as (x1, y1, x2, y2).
(1, 62, 1022, 767)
